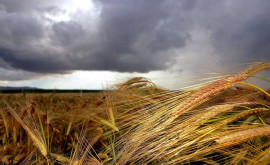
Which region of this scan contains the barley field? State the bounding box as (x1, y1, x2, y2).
(0, 62, 270, 164)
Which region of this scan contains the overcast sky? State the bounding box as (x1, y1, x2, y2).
(0, 0, 269, 89)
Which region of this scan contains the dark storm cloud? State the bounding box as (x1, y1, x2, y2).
(52, 21, 85, 46)
(197, 0, 270, 61)
(0, 0, 192, 79)
(76, 0, 192, 72)
(0, 68, 40, 81)
(0, 0, 269, 80)
(0, 10, 44, 47)
(0, 48, 72, 73)
(0, 0, 34, 13)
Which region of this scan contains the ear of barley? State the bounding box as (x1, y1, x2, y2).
(243, 62, 270, 76)
(174, 126, 270, 163)
(216, 126, 270, 145)
(8, 108, 47, 157)
(199, 107, 268, 134)
(172, 73, 249, 117)
(172, 104, 238, 136)
(173, 62, 270, 117)
(230, 108, 268, 122)
(186, 104, 238, 127)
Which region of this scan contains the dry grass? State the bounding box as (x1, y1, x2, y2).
(0, 62, 269, 164)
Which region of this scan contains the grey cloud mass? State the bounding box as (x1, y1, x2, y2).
(0, 0, 269, 80)
(199, 1, 270, 61)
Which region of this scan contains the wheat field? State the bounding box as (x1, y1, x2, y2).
(0, 62, 270, 164)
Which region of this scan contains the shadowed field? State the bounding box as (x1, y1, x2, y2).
(0, 62, 270, 164)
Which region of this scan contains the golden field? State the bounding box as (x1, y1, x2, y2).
(0, 62, 270, 164)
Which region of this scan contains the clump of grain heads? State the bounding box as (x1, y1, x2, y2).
(114, 62, 270, 164)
